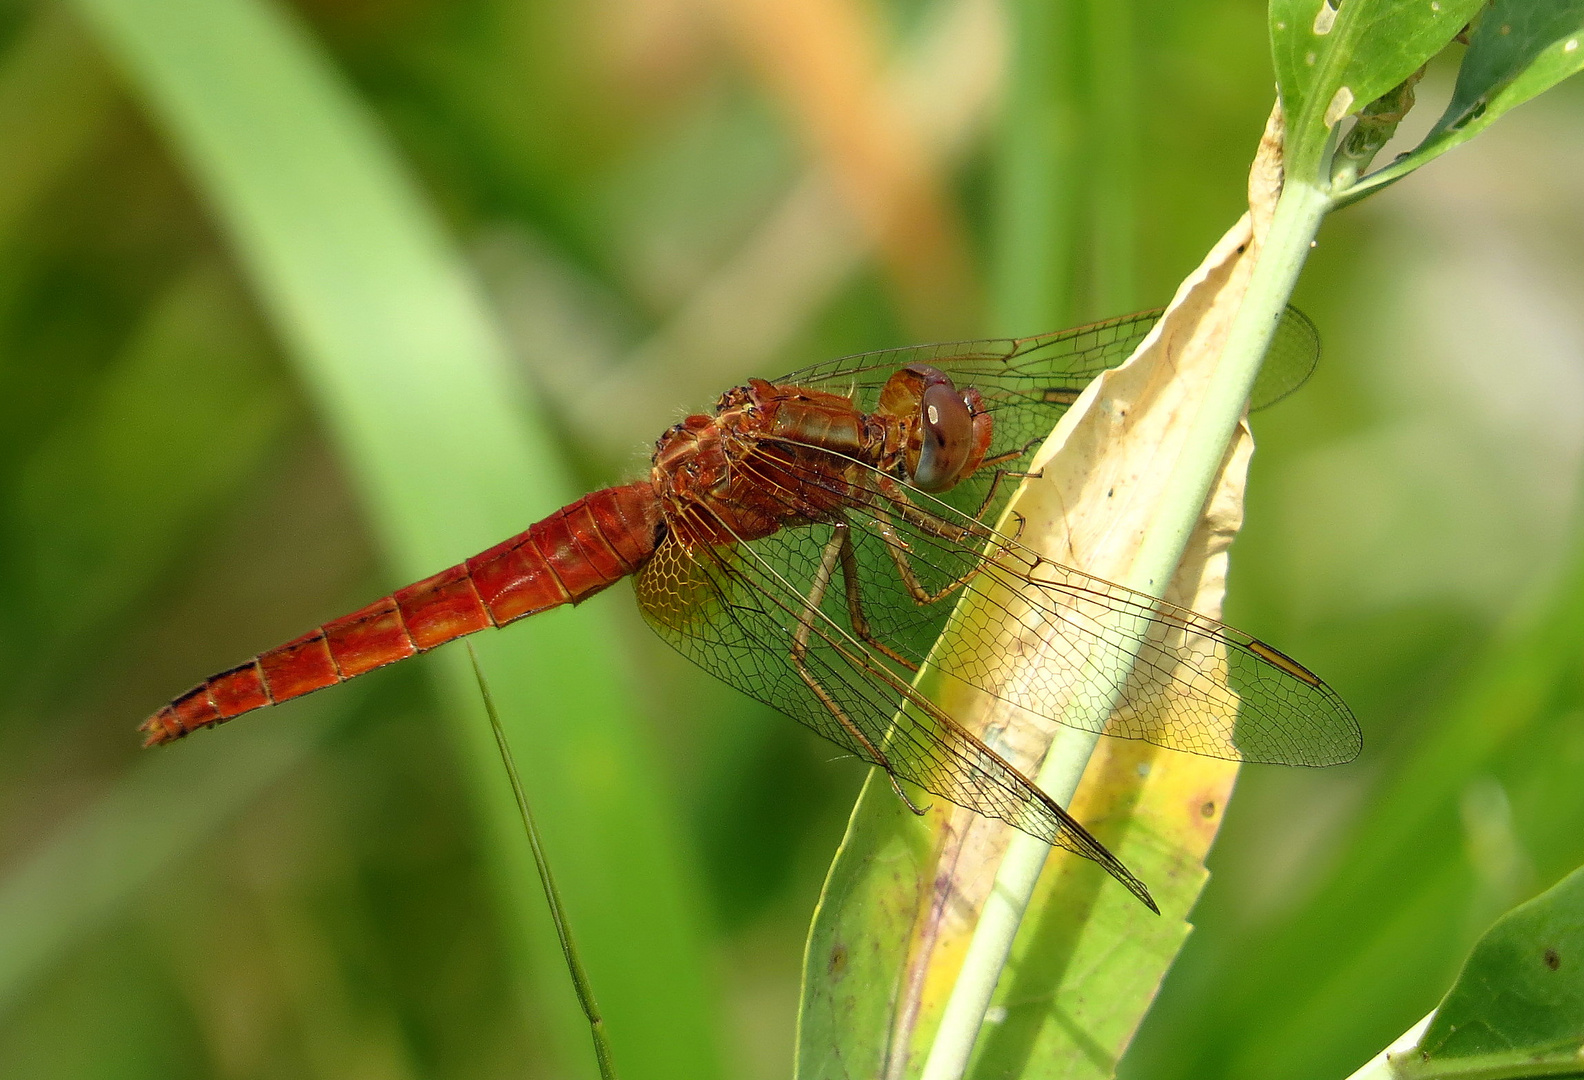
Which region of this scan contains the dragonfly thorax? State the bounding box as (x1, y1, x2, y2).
(647, 368, 996, 550)
(649, 383, 863, 548)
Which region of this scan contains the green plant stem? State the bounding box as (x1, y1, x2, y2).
(919, 177, 1334, 1080)
(1330, 149, 1422, 209)
(468, 645, 618, 1080)
(1345, 1012, 1436, 1080)
(1127, 179, 1331, 594)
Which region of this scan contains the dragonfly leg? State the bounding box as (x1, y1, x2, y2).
(963, 434, 1047, 517)
(970, 465, 1041, 521)
(978, 435, 1043, 471)
(866, 483, 1012, 606)
(791, 524, 923, 813)
(874, 474, 975, 542)
(887, 772, 930, 816)
(831, 518, 921, 672)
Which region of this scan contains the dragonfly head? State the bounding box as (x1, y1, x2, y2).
(881, 364, 992, 493)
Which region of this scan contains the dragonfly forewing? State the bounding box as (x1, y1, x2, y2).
(631, 532, 1157, 909)
(729, 452, 1360, 768)
(773, 306, 1321, 539)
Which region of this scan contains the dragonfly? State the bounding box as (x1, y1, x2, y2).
(142, 306, 1359, 912)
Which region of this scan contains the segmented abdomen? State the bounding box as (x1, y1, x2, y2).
(142, 482, 662, 746)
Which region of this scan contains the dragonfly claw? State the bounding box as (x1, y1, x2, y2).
(887, 772, 931, 817)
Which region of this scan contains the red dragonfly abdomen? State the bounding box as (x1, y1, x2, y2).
(142, 482, 663, 746)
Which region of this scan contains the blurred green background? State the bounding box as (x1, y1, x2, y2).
(0, 0, 1580, 1078)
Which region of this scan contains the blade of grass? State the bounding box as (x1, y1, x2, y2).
(63, 1, 721, 1076)
(469, 644, 618, 1080)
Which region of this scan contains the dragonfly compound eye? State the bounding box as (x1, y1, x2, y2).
(913, 381, 974, 492)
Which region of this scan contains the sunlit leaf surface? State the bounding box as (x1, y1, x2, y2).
(799, 127, 1307, 1073)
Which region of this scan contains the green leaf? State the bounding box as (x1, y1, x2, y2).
(1434, 0, 1584, 141)
(1269, 0, 1484, 180)
(63, 0, 722, 1076)
(802, 199, 1324, 1079)
(796, 783, 932, 1079)
(963, 741, 1230, 1080)
(1342, 0, 1584, 204)
(1419, 864, 1584, 1064)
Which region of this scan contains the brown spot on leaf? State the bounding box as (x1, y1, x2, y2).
(828, 943, 849, 979)
(1544, 948, 1561, 971)
(1200, 800, 1217, 818)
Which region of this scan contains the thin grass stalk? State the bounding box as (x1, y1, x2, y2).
(64, 1, 721, 1074)
(468, 645, 618, 1080)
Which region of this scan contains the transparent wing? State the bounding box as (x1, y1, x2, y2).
(632, 526, 1157, 910)
(706, 447, 1360, 769)
(773, 306, 1320, 531)
(775, 306, 1318, 410)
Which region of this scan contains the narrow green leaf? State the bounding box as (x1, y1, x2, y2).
(963, 741, 1232, 1080)
(795, 782, 930, 1079)
(63, 1, 721, 1076)
(1419, 864, 1584, 1063)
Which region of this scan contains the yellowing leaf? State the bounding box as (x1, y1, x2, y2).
(800, 107, 1295, 1080)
